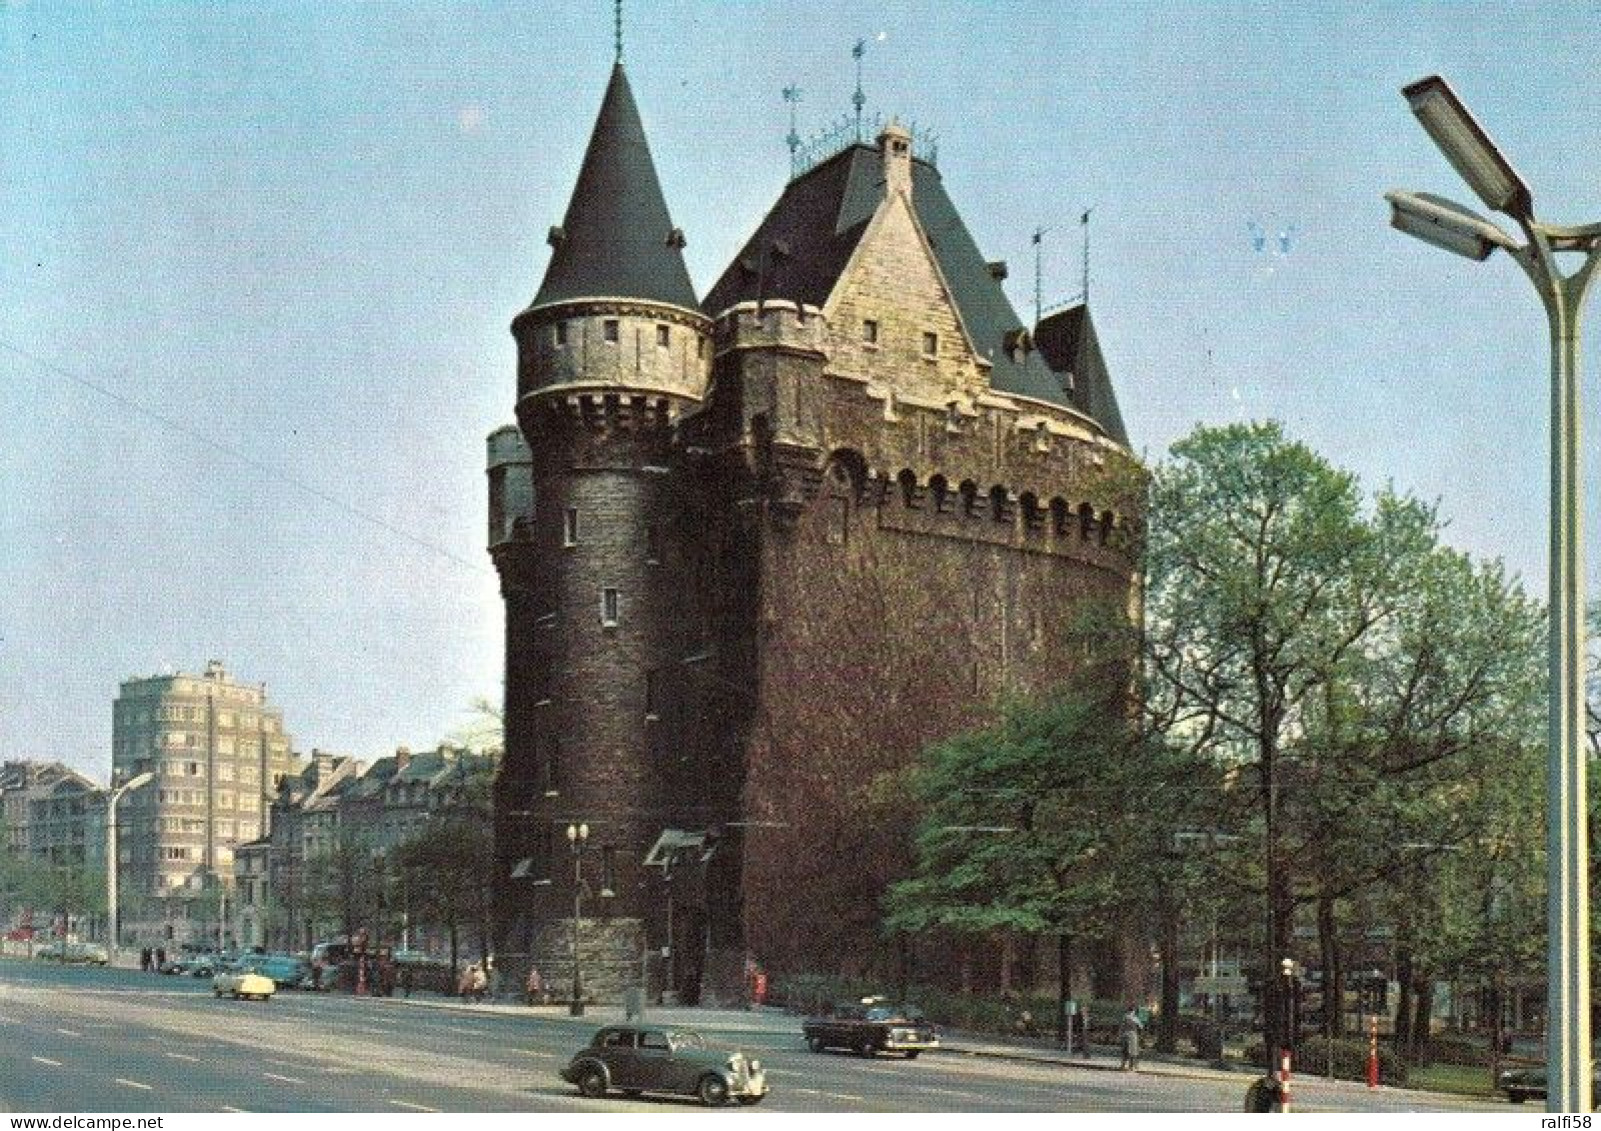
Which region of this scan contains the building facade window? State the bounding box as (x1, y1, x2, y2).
(603, 319, 620, 343)
(922, 331, 939, 358)
(645, 668, 660, 719)
(555, 321, 568, 346)
(563, 507, 579, 547)
(656, 324, 670, 348)
(602, 588, 620, 627)
(645, 522, 662, 564)
(862, 318, 879, 345)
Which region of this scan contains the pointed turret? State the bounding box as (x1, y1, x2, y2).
(512, 63, 709, 411)
(531, 64, 697, 312)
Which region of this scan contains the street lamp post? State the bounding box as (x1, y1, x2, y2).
(1387, 74, 1601, 1114)
(106, 772, 153, 963)
(567, 822, 589, 1017)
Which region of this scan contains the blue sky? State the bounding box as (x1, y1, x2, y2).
(4, 1, 1600, 778)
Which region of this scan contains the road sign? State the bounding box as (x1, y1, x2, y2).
(1193, 975, 1249, 996)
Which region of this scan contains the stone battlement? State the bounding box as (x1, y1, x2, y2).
(713, 300, 829, 356)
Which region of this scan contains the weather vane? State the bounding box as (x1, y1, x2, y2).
(850, 33, 885, 142)
(852, 39, 867, 141)
(783, 85, 804, 172)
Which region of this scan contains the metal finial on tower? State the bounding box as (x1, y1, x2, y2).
(852, 39, 867, 141)
(614, 0, 624, 64)
(783, 85, 804, 175)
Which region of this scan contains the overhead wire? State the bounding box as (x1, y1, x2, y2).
(2, 338, 492, 576)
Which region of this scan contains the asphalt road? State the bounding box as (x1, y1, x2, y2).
(0, 959, 1509, 1113)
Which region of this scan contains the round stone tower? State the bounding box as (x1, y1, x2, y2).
(492, 61, 710, 1005)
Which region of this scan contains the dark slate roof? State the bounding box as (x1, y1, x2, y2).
(530, 65, 698, 312)
(702, 145, 1129, 445)
(1035, 304, 1129, 447)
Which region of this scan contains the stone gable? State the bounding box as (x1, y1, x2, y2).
(824, 190, 988, 404)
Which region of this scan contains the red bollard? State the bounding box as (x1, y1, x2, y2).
(1366, 1014, 1379, 1088)
(1279, 1049, 1293, 1113)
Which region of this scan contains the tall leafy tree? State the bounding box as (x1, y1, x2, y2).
(1139, 419, 1549, 1050)
(393, 764, 495, 975)
(887, 622, 1214, 1043)
(302, 826, 388, 945)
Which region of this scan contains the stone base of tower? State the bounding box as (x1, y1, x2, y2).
(515, 917, 645, 1008)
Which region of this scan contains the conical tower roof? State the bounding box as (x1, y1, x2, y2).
(531, 65, 698, 311)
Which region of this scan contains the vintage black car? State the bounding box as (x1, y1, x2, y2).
(803, 997, 939, 1058)
(1496, 1064, 1601, 1105)
(561, 1025, 767, 1106)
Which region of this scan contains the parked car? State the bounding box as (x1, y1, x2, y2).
(1496, 1065, 1601, 1105)
(255, 954, 312, 989)
(32, 942, 62, 961)
(62, 942, 108, 965)
(803, 997, 939, 1058)
(561, 1026, 767, 1106)
(213, 966, 276, 1001)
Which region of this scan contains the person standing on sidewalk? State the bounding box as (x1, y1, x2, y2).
(1119, 1005, 1144, 1071)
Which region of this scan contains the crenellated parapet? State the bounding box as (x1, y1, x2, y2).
(713, 300, 829, 359)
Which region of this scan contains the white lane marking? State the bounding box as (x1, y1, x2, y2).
(165, 1052, 200, 1063)
(219, 1107, 247, 1114)
(55, 1028, 82, 1037)
(0, 1014, 20, 1024)
(443, 1025, 487, 1036)
(31, 1056, 62, 1067)
(115, 1078, 154, 1091)
(787, 1087, 866, 1101)
(520, 1050, 557, 1059)
(386, 1100, 440, 1112)
(262, 1071, 306, 1085)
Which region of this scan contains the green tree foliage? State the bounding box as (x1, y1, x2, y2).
(302, 826, 389, 944)
(392, 763, 495, 974)
(886, 625, 1216, 1038)
(1143, 421, 1545, 1060)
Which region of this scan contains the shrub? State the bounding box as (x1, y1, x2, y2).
(1421, 1033, 1490, 1068)
(1246, 1037, 1407, 1086)
(767, 972, 1124, 1045)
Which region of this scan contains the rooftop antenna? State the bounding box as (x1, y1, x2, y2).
(614, 0, 624, 64)
(783, 84, 804, 174)
(852, 38, 867, 141)
(1031, 226, 1052, 328)
(1080, 205, 1097, 305)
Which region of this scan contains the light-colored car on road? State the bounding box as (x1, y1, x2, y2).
(213, 966, 276, 1001)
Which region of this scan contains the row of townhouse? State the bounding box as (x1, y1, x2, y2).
(235, 743, 495, 954)
(0, 761, 109, 938)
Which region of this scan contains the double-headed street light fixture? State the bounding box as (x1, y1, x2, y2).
(106, 772, 153, 963)
(1387, 73, 1601, 1114)
(567, 822, 589, 1017)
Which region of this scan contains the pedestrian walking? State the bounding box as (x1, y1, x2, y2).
(139, 946, 152, 974)
(378, 949, 395, 998)
(525, 965, 544, 1006)
(154, 946, 166, 972)
(1119, 1005, 1144, 1071)
(461, 962, 486, 1003)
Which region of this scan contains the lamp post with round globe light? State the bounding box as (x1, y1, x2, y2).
(567, 822, 589, 1017)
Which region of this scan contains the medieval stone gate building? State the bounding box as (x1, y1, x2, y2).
(489, 51, 1141, 1005)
